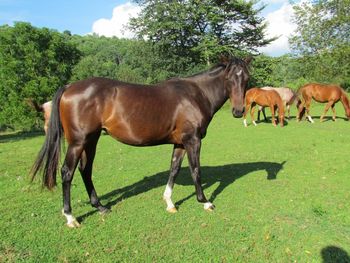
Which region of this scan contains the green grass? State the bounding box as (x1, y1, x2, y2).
(1, 102, 350, 262)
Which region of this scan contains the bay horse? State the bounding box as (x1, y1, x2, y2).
(31, 56, 251, 228)
(26, 99, 52, 134)
(243, 87, 284, 127)
(297, 83, 350, 123)
(257, 87, 301, 121)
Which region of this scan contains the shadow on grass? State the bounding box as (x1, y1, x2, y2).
(77, 161, 286, 223)
(0, 131, 44, 143)
(298, 116, 349, 122)
(321, 246, 350, 263)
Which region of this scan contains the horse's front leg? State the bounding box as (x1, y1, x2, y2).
(163, 144, 186, 213)
(62, 144, 84, 228)
(243, 102, 251, 127)
(270, 105, 276, 126)
(184, 136, 214, 211)
(320, 101, 334, 122)
(250, 104, 257, 126)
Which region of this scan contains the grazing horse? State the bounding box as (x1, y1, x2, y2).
(31, 56, 251, 228)
(243, 87, 284, 127)
(297, 83, 350, 123)
(257, 87, 301, 121)
(26, 99, 52, 134)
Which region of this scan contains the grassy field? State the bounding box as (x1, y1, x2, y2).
(1, 102, 350, 262)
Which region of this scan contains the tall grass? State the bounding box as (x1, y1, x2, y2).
(0, 102, 349, 262)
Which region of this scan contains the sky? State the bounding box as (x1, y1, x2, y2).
(0, 0, 299, 56)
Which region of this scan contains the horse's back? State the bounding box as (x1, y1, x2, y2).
(300, 83, 342, 102)
(262, 87, 294, 103)
(247, 87, 281, 106)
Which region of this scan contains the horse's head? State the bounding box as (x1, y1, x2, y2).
(222, 56, 251, 118)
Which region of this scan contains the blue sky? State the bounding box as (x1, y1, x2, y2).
(0, 0, 298, 56)
(0, 0, 126, 35)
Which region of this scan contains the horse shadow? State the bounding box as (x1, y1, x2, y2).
(299, 115, 349, 122)
(77, 161, 286, 222)
(321, 246, 350, 263)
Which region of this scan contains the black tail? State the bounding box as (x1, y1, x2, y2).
(30, 86, 66, 189)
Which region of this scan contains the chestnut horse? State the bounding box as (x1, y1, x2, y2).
(31, 57, 251, 227)
(243, 87, 284, 127)
(297, 83, 350, 123)
(257, 87, 301, 121)
(26, 99, 52, 134)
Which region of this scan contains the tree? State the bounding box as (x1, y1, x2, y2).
(129, 0, 275, 74)
(289, 0, 350, 88)
(0, 22, 81, 130)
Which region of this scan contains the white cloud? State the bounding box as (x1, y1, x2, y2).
(259, 2, 297, 56)
(92, 2, 141, 38)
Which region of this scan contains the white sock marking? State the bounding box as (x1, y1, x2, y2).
(163, 184, 175, 210)
(307, 115, 314, 123)
(204, 202, 213, 210)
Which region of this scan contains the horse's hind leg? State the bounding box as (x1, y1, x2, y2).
(320, 101, 334, 122)
(62, 144, 84, 228)
(163, 144, 186, 213)
(257, 106, 262, 121)
(79, 132, 109, 214)
(305, 100, 314, 123)
(331, 104, 336, 121)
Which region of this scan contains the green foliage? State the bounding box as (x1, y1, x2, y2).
(130, 0, 275, 72)
(1, 106, 350, 261)
(0, 22, 81, 130)
(70, 35, 172, 84)
(289, 0, 350, 89)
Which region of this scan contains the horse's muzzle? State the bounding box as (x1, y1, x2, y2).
(232, 108, 244, 118)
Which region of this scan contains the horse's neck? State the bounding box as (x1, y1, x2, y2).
(187, 73, 228, 115)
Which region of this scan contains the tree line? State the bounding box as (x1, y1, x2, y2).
(0, 0, 348, 130)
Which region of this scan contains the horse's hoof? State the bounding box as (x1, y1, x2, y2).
(167, 207, 178, 213)
(204, 202, 215, 211)
(66, 219, 80, 228)
(98, 206, 111, 215)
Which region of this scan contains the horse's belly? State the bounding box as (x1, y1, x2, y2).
(104, 119, 173, 146)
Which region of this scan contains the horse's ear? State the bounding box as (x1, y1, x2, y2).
(244, 56, 253, 65)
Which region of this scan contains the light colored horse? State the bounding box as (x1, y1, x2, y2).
(26, 99, 52, 134)
(258, 87, 301, 121)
